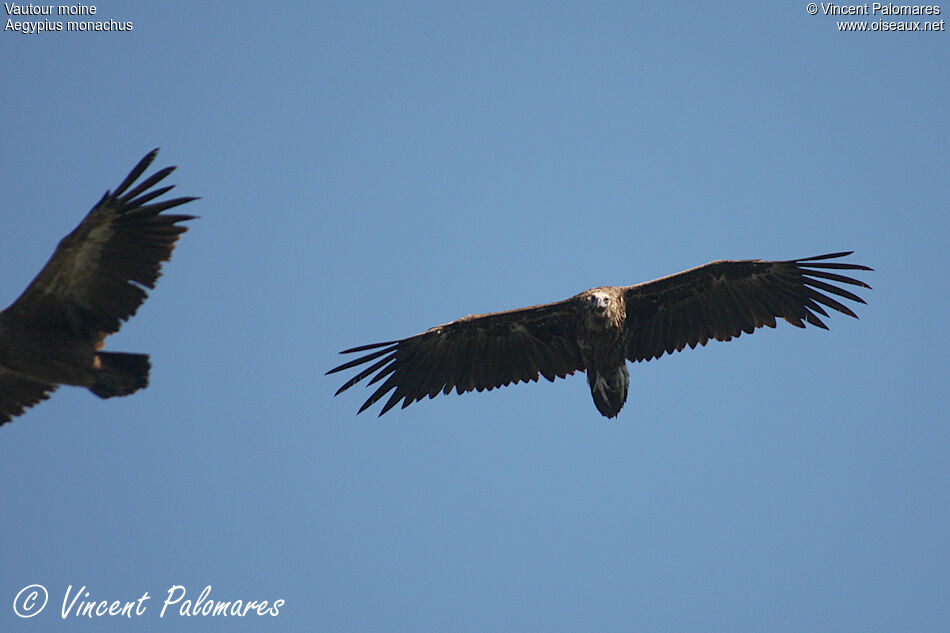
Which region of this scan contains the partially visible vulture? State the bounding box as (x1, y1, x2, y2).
(0, 149, 196, 426)
(329, 253, 872, 418)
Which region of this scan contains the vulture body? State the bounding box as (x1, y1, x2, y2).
(329, 253, 872, 418)
(0, 149, 195, 425)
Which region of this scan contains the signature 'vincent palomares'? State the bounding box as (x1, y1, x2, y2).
(329, 253, 871, 418)
(0, 149, 196, 426)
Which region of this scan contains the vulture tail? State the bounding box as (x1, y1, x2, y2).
(587, 365, 630, 419)
(89, 352, 151, 398)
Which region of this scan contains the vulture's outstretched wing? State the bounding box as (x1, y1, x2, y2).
(1, 149, 197, 342)
(328, 301, 586, 415)
(622, 252, 872, 362)
(0, 369, 57, 425)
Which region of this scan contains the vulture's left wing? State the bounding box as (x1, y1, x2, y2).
(2, 149, 196, 342)
(622, 252, 872, 362)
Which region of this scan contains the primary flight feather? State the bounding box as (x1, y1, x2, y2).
(329, 252, 872, 418)
(0, 149, 196, 426)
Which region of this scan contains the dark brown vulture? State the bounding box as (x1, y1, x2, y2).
(329, 253, 872, 418)
(0, 149, 195, 426)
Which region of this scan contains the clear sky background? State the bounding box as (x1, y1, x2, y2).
(1, 2, 947, 632)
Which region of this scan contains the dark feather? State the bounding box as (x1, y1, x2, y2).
(0, 370, 57, 426)
(0, 149, 196, 427)
(328, 301, 586, 416)
(623, 252, 872, 363)
(3, 148, 197, 340)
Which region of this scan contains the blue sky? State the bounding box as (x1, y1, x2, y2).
(1, 2, 947, 631)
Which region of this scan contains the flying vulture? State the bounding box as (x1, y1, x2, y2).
(0, 149, 195, 426)
(329, 253, 871, 418)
